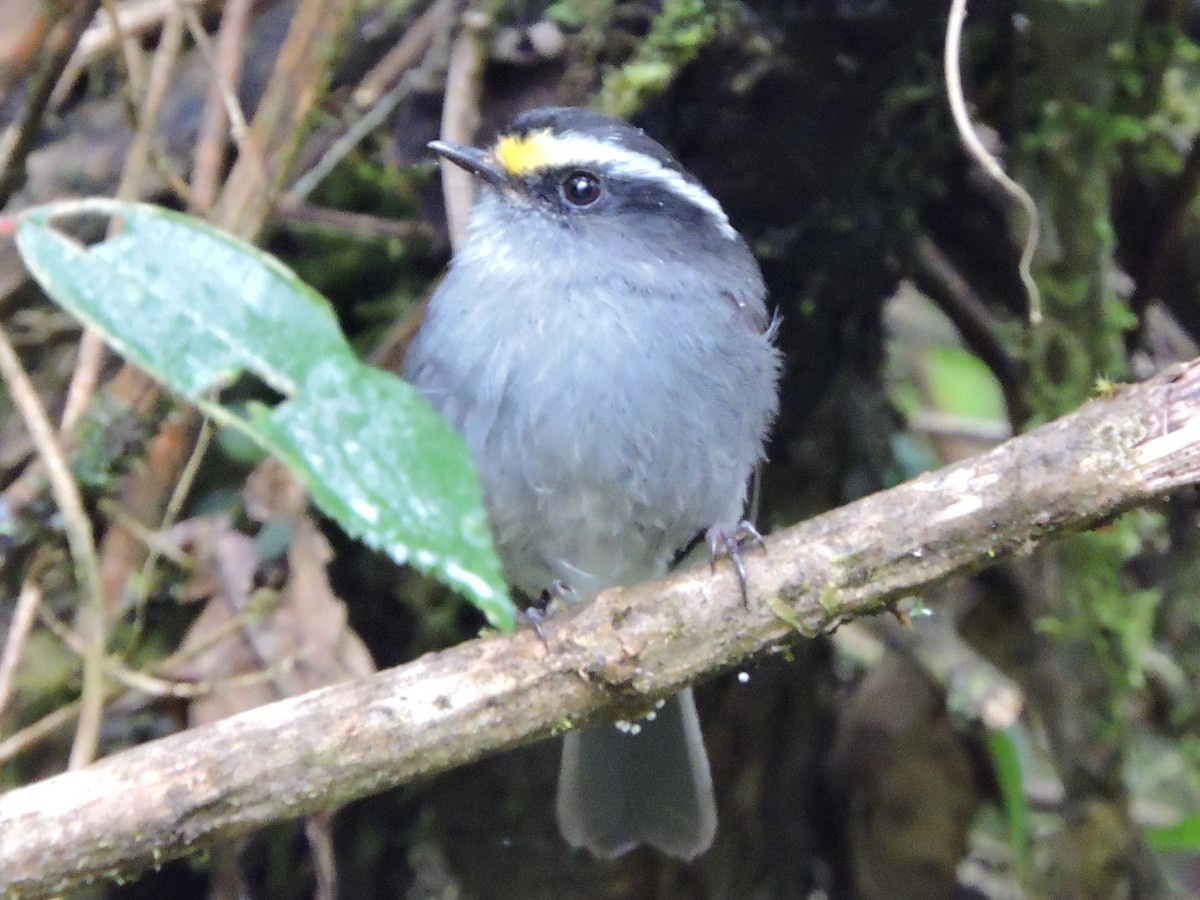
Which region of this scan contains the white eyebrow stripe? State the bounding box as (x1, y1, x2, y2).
(540, 132, 738, 240)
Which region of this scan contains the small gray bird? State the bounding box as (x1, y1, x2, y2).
(404, 107, 781, 860)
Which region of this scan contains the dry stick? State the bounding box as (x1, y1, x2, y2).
(113, 0, 185, 199)
(438, 8, 489, 250)
(0, 579, 43, 722)
(356, 0, 459, 381)
(190, 0, 253, 211)
(288, 0, 458, 202)
(353, 0, 460, 108)
(306, 812, 338, 900)
(0, 364, 163, 522)
(38, 603, 296, 700)
(0, 7, 53, 107)
(58, 335, 108, 436)
(909, 410, 1011, 445)
(99, 499, 189, 566)
(830, 610, 1024, 731)
(0, 324, 105, 770)
(273, 198, 437, 243)
(5, 359, 1200, 897)
(0, 606, 299, 769)
(56, 7, 188, 768)
(943, 0, 1042, 324)
(96, 411, 200, 620)
(880, 611, 1024, 730)
(0, 701, 86, 765)
(0, 0, 103, 206)
(124, 418, 212, 643)
(86, 0, 148, 116)
(213, 0, 357, 238)
(51, 0, 174, 106)
(59, 1, 186, 437)
(3, 0, 351, 777)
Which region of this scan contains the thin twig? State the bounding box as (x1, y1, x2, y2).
(0, 323, 106, 769)
(0, 0, 103, 206)
(0, 587, 288, 767)
(879, 612, 1024, 730)
(38, 603, 299, 699)
(0, 579, 43, 723)
(0, 700, 85, 765)
(97, 0, 149, 130)
(287, 0, 458, 201)
(98, 0, 148, 101)
(149, 415, 209, 543)
(0, 6, 52, 109)
(438, 9, 490, 250)
(909, 409, 1011, 444)
(353, 0, 459, 108)
(189, 0, 253, 211)
(944, 0, 1042, 324)
(125, 417, 212, 644)
(96, 410, 200, 622)
(114, 1, 186, 207)
(274, 197, 439, 244)
(152, 595, 279, 671)
(287, 69, 431, 201)
(0, 364, 165, 567)
(97, 499, 190, 566)
(306, 812, 338, 900)
(59, 0, 185, 435)
(58, 334, 107, 435)
(51, 0, 178, 106)
(212, 0, 357, 237)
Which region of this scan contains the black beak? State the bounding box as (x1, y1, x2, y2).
(428, 140, 512, 189)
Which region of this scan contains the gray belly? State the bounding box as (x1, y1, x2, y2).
(405, 286, 777, 600)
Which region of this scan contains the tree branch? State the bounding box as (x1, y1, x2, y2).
(5, 359, 1200, 897)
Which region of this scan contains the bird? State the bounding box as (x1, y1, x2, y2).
(403, 106, 781, 860)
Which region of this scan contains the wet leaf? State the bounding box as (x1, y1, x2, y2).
(14, 199, 513, 630)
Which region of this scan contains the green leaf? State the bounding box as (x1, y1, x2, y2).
(1146, 815, 1200, 852)
(924, 346, 1007, 422)
(16, 201, 351, 396)
(987, 727, 1031, 870)
(14, 199, 513, 630)
(252, 359, 508, 626)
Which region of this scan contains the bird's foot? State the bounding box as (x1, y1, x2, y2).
(706, 520, 766, 605)
(519, 580, 578, 643)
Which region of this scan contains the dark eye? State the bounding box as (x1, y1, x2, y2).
(561, 170, 602, 207)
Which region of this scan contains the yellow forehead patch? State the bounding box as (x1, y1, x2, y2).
(493, 129, 558, 176)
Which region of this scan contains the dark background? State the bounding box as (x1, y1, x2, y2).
(3, 0, 1200, 896)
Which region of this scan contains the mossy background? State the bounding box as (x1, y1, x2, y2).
(3, 0, 1200, 896)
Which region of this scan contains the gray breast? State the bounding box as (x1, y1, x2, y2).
(404, 202, 780, 599)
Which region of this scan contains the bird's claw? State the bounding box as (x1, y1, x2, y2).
(519, 606, 550, 645)
(519, 580, 578, 646)
(706, 520, 766, 605)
